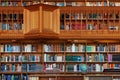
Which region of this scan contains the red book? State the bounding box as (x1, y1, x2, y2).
(82, 23, 86, 30)
(75, 23, 81, 30)
(110, 64, 114, 69)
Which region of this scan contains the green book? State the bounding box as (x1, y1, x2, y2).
(66, 56, 72, 61)
(86, 46, 92, 52)
(11, 75, 15, 80)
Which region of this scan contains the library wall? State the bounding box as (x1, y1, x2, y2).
(1, 0, 120, 80)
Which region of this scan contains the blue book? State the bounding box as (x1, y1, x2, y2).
(7, 75, 11, 80)
(7, 45, 12, 52)
(22, 75, 26, 80)
(60, 24, 64, 30)
(31, 55, 35, 62)
(22, 75, 28, 80)
(95, 54, 98, 61)
(29, 64, 36, 72)
(115, 64, 119, 69)
(26, 74, 28, 80)
(77, 56, 82, 62)
(22, 64, 27, 72)
(77, 64, 80, 71)
(1, 64, 7, 72)
(2, 23, 7, 30)
(35, 64, 42, 72)
(13, 2, 18, 6)
(30, 64, 36, 72)
(99, 53, 103, 62)
(15, 75, 19, 80)
(22, 2, 27, 6)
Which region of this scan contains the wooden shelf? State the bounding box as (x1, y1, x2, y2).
(0, 0, 120, 80)
(59, 30, 120, 39)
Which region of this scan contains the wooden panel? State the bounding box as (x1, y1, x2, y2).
(60, 30, 120, 39)
(24, 5, 40, 34)
(53, 9, 60, 33)
(43, 11, 52, 32)
(30, 10, 39, 31)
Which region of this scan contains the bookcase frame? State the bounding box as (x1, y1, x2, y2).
(0, 0, 120, 80)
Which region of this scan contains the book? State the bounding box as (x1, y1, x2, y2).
(2, 23, 7, 30)
(99, 53, 104, 62)
(86, 46, 92, 52)
(56, 56, 63, 62)
(95, 64, 101, 72)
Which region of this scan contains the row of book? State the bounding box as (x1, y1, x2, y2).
(87, 54, 107, 62)
(44, 44, 120, 52)
(23, 44, 38, 52)
(2, 14, 23, 20)
(64, 22, 119, 30)
(1, 2, 19, 6)
(86, 76, 112, 80)
(1, 63, 120, 73)
(57, 77, 83, 80)
(87, 64, 104, 72)
(66, 55, 84, 62)
(1, 74, 27, 80)
(31, 77, 82, 80)
(44, 64, 64, 73)
(61, 13, 86, 20)
(61, 13, 119, 20)
(89, 13, 119, 19)
(1, 23, 23, 30)
(65, 44, 120, 52)
(1, 55, 40, 62)
(61, 24, 118, 31)
(44, 53, 120, 62)
(86, 77, 120, 80)
(22, 64, 42, 72)
(66, 64, 82, 72)
(1, 44, 120, 52)
(66, 63, 120, 72)
(44, 54, 63, 62)
(89, 63, 120, 71)
(29, 77, 39, 80)
(1, 44, 37, 52)
(65, 64, 103, 72)
(1, 53, 118, 62)
(44, 44, 64, 52)
(1, 64, 42, 72)
(3, 75, 110, 80)
(113, 78, 120, 80)
(44, 2, 120, 6)
(1, 1, 40, 6)
(1, 64, 21, 72)
(1, 75, 119, 80)
(1, 44, 21, 52)
(44, 54, 106, 62)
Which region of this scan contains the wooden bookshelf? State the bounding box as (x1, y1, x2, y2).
(59, 6, 120, 39)
(1, 0, 120, 80)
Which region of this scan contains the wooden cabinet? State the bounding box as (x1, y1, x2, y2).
(24, 4, 60, 37)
